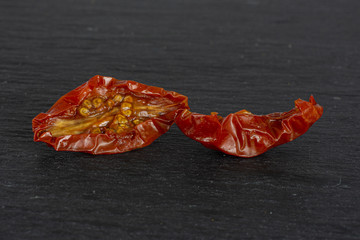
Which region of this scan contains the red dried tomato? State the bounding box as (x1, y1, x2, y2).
(33, 75, 189, 154)
(175, 96, 323, 157)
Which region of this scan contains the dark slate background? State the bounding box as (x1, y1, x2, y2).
(1, 0, 359, 239)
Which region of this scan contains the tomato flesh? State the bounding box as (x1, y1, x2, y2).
(48, 93, 179, 137)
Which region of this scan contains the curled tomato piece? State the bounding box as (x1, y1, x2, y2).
(33, 75, 189, 154)
(175, 96, 323, 157)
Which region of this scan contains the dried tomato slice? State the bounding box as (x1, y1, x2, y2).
(33, 75, 189, 154)
(175, 96, 323, 157)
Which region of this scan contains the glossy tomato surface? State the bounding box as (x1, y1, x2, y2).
(176, 96, 323, 157)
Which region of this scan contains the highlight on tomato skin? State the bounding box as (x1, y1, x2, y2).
(32, 75, 189, 154)
(175, 96, 323, 158)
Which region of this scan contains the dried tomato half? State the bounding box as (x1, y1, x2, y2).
(175, 96, 323, 157)
(33, 75, 189, 154)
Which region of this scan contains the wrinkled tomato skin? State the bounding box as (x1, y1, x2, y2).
(33, 75, 189, 154)
(175, 96, 323, 157)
